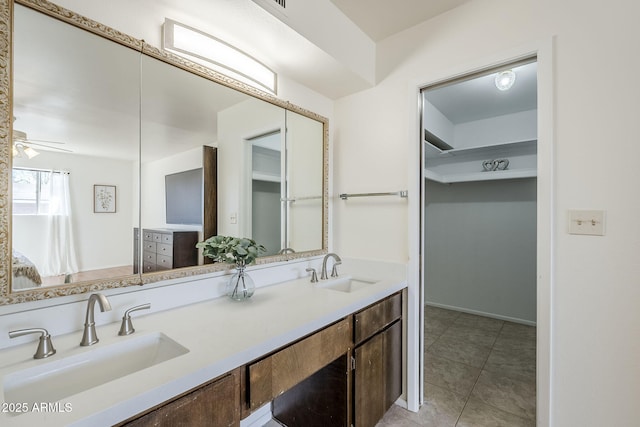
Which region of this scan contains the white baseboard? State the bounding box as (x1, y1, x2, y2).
(425, 301, 536, 326)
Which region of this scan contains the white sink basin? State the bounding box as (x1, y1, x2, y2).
(3, 332, 188, 408)
(316, 276, 379, 293)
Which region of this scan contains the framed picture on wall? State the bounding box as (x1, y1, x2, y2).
(94, 185, 116, 213)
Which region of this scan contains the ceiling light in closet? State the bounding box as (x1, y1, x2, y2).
(495, 69, 516, 91)
(162, 19, 277, 94)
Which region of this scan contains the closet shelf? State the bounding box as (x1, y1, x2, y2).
(252, 171, 281, 183)
(424, 139, 536, 159)
(424, 168, 537, 184)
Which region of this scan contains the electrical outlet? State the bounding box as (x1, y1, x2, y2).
(569, 210, 605, 236)
(230, 212, 237, 224)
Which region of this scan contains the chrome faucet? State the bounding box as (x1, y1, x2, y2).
(320, 253, 342, 280)
(80, 293, 112, 346)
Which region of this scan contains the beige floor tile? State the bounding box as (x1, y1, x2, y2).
(471, 369, 536, 420)
(425, 305, 461, 323)
(499, 322, 536, 341)
(484, 345, 536, 378)
(376, 405, 423, 427)
(453, 313, 504, 332)
(425, 317, 453, 336)
(427, 335, 492, 368)
(425, 354, 482, 397)
(439, 323, 500, 348)
(457, 397, 535, 427)
(397, 383, 467, 427)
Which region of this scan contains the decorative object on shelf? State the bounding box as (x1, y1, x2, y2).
(196, 236, 266, 301)
(482, 159, 496, 171)
(482, 158, 510, 172)
(94, 185, 116, 213)
(494, 158, 509, 170)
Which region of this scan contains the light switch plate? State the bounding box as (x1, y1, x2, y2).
(569, 210, 605, 236)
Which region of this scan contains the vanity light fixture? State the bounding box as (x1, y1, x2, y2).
(162, 18, 277, 94)
(495, 69, 516, 91)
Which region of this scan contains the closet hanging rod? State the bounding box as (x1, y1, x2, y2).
(339, 190, 408, 200)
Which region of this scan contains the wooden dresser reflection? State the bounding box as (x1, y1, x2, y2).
(134, 228, 199, 273)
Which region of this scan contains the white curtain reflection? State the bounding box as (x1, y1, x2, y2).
(42, 171, 78, 277)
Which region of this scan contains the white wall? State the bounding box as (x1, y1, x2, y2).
(424, 179, 537, 323)
(334, 0, 640, 425)
(454, 109, 537, 148)
(13, 151, 134, 273)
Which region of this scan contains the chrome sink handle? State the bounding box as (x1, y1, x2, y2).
(9, 328, 56, 359)
(118, 303, 151, 336)
(305, 268, 318, 283)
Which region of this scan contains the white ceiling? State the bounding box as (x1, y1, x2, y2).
(424, 61, 538, 124)
(330, 0, 473, 41)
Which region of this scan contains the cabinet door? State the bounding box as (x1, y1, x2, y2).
(353, 320, 402, 427)
(121, 370, 240, 427)
(354, 332, 385, 427)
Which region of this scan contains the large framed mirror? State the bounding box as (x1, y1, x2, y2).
(0, 0, 328, 305)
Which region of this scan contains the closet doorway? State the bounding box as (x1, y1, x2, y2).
(419, 58, 538, 424)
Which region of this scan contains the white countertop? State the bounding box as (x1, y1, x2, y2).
(0, 266, 406, 426)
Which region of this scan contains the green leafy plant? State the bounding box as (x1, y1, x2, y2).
(196, 235, 266, 267)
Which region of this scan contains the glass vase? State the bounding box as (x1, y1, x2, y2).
(226, 264, 255, 301)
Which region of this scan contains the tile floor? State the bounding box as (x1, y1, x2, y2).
(377, 306, 536, 427)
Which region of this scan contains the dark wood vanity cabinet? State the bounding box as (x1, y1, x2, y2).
(353, 292, 403, 427)
(118, 368, 241, 427)
(117, 291, 402, 427)
(264, 291, 403, 427)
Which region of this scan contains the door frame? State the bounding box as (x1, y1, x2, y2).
(406, 38, 554, 426)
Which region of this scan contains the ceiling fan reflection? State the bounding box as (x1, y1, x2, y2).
(12, 129, 73, 158)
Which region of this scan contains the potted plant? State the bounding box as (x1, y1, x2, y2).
(196, 236, 266, 300)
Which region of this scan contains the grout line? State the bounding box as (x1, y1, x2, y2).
(453, 322, 505, 426)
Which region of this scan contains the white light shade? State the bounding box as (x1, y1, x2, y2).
(13, 143, 39, 159)
(163, 19, 277, 94)
(495, 69, 516, 91)
(23, 146, 39, 159)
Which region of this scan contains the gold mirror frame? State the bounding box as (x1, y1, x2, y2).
(0, 0, 328, 305)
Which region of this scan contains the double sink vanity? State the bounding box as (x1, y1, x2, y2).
(0, 258, 407, 427)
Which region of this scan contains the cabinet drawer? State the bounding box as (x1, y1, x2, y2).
(143, 251, 156, 263)
(143, 261, 156, 272)
(143, 242, 156, 252)
(156, 254, 173, 270)
(247, 317, 352, 411)
(143, 231, 154, 241)
(156, 242, 172, 256)
(160, 233, 173, 244)
(153, 233, 164, 242)
(354, 292, 402, 345)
